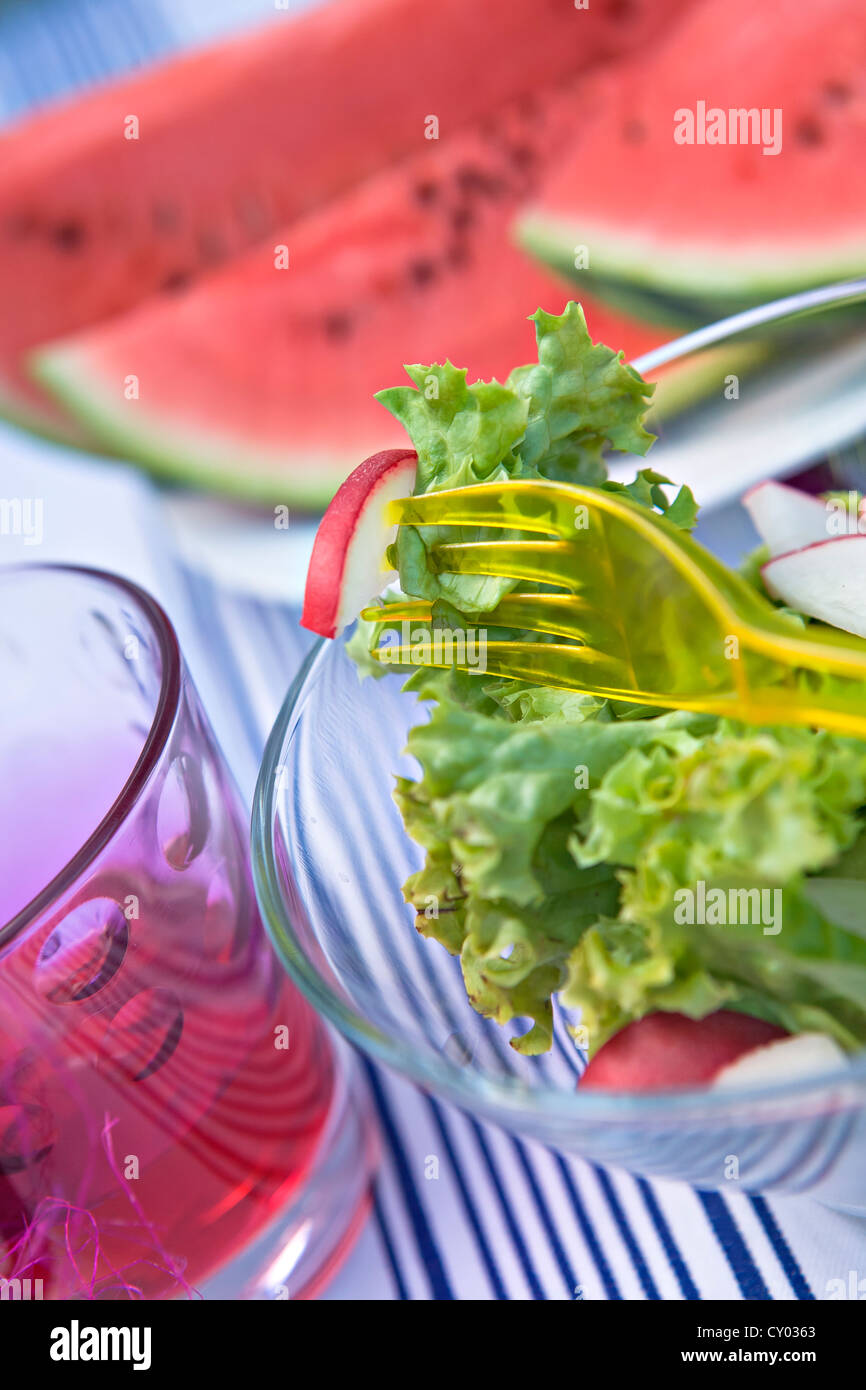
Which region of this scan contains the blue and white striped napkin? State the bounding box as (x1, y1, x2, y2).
(1, 0, 864, 1301)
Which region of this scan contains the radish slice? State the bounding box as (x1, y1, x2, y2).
(742, 480, 829, 558)
(762, 535, 866, 639)
(301, 448, 417, 638)
(712, 1032, 847, 1089)
(578, 1011, 788, 1091)
(579, 1011, 845, 1093)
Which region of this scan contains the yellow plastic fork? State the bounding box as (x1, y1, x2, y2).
(359, 477, 866, 737)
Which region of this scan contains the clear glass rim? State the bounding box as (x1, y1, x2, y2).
(631, 275, 866, 375)
(253, 280, 866, 1118)
(0, 564, 181, 948)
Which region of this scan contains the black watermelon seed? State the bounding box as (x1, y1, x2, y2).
(623, 119, 648, 144)
(413, 180, 438, 205)
(455, 166, 506, 200)
(794, 117, 824, 145)
(409, 259, 436, 287)
(822, 81, 852, 106)
(509, 144, 536, 169)
(454, 165, 487, 194)
(161, 269, 191, 293)
(451, 206, 474, 233)
(609, 0, 638, 20)
(324, 312, 353, 340)
(53, 221, 84, 251)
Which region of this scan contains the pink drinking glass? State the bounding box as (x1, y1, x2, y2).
(0, 565, 375, 1300)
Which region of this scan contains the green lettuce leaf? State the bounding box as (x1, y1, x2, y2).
(507, 303, 654, 478)
(565, 722, 866, 1048)
(396, 685, 866, 1053)
(376, 363, 529, 493)
(348, 303, 866, 1056)
(374, 302, 695, 618)
(397, 699, 712, 1052)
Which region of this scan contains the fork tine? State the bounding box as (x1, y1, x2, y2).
(369, 634, 629, 693)
(367, 627, 866, 733)
(359, 599, 435, 623)
(387, 480, 574, 536)
(432, 540, 580, 590)
(361, 477, 866, 738)
(482, 593, 597, 642)
(361, 593, 596, 643)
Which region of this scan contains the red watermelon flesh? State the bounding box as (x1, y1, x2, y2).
(0, 0, 693, 439)
(520, 0, 866, 316)
(32, 89, 669, 505)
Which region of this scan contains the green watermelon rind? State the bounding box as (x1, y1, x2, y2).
(567, 271, 725, 330)
(0, 372, 98, 451)
(33, 335, 766, 506)
(518, 212, 866, 318)
(645, 341, 769, 424)
(31, 346, 353, 507)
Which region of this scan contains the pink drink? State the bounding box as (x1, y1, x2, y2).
(0, 569, 340, 1298)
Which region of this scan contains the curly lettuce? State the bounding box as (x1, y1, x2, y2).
(376, 303, 695, 617)
(396, 689, 866, 1053)
(349, 302, 866, 1054)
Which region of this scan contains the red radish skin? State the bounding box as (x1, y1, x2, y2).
(579, 1011, 788, 1091)
(301, 449, 417, 639)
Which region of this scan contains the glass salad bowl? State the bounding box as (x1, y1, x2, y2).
(252, 281, 866, 1214)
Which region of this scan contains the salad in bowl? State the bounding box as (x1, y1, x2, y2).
(254, 299, 866, 1208)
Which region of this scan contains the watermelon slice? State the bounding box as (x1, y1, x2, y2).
(0, 0, 692, 441)
(519, 0, 866, 321)
(33, 96, 672, 504)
